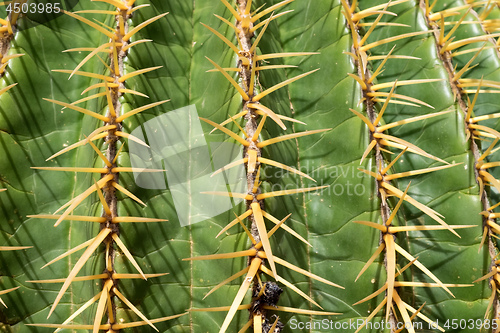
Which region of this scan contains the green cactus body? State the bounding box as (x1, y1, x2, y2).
(0, 0, 499, 332)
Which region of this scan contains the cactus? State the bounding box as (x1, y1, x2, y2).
(0, 0, 499, 332)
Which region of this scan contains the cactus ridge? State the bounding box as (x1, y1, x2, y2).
(26, 1, 186, 331)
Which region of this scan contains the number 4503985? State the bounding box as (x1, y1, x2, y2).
(443, 319, 498, 330)
(6, 2, 61, 14)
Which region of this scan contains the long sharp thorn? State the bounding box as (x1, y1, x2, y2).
(371, 78, 444, 91)
(183, 249, 257, 261)
(402, 301, 445, 332)
(87, 136, 112, 167)
(54, 174, 113, 226)
(251, 0, 293, 22)
(375, 133, 448, 164)
(453, 44, 485, 82)
(272, 256, 343, 288)
(443, 8, 471, 45)
(261, 305, 339, 315)
(251, 203, 277, 278)
(347, 73, 367, 90)
(393, 291, 416, 333)
(205, 57, 250, 100)
(122, 39, 153, 52)
(110, 313, 187, 330)
(116, 100, 169, 122)
(218, 258, 261, 333)
(349, 108, 375, 132)
(94, 179, 111, 216)
(361, 31, 432, 51)
(256, 213, 291, 248)
(359, 1, 392, 47)
(360, 140, 377, 164)
(353, 220, 386, 231)
(28, 274, 108, 283)
(446, 33, 500, 51)
(378, 109, 452, 132)
(201, 23, 240, 54)
(32, 166, 108, 173)
(41, 237, 95, 269)
(253, 69, 319, 101)
(354, 297, 387, 333)
(113, 287, 158, 331)
(394, 243, 454, 296)
(479, 138, 499, 162)
(203, 267, 250, 300)
(93, 280, 112, 333)
(256, 52, 319, 61)
(115, 131, 149, 147)
(112, 233, 146, 279)
(210, 111, 247, 133)
(43, 98, 110, 122)
(374, 82, 397, 127)
(62, 10, 115, 38)
(112, 182, 146, 206)
(479, 226, 488, 253)
(53, 69, 113, 82)
(119, 66, 162, 82)
(382, 182, 459, 237)
(30, 214, 106, 223)
(256, 185, 328, 200)
(258, 157, 315, 181)
(200, 117, 249, 146)
(473, 266, 497, 283)
(261, 210, 311, 246)
(386, 182, 411, 226)
(355, 243, 385, 281)
(234, 212, 256, 244)
(47, 228, 111, 318)
(249, 13, 273, 54)
(54, 291, 102, 333)
(384, 234, 396, 322)
(369, 45, 396, 84)
(70, 43, 114, 79)
(357, 0, 409, 13)
(385, 163, 462, 181)
(486, 280, 497, 318)
(248, 103, 286, 130)
(260, 264, 322, 308)
(47, 132, 106, 161)
(257, 129, 330, 148)
(215, 209, 252, 238)
(220, 0, 242, 20)
(214, 14, 239, 33)
(123, 13, 168, 41)
(382, 148, 407, 175)
(354, 258, 417, 306)
(250, 11, 292, 33)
